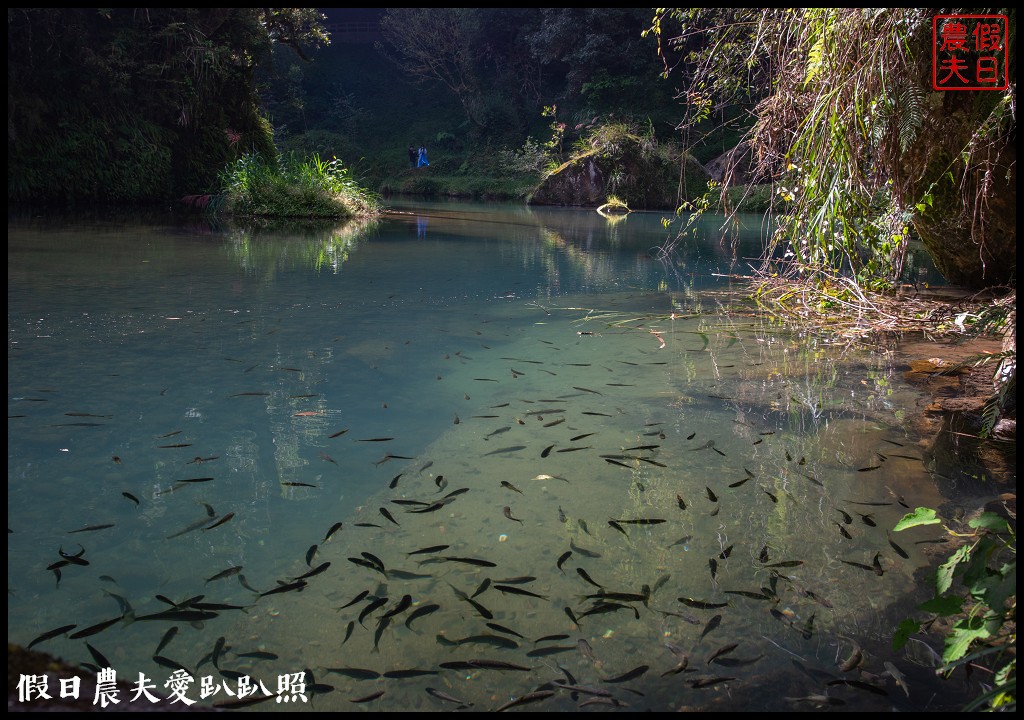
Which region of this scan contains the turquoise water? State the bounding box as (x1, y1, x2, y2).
(9, 202, 968, 711)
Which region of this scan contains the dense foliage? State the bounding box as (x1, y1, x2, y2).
(7, 8, 328, 203)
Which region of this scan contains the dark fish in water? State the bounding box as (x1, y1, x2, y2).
(425, 687, 473, 706)
(582, 411, 612, 417)
(483, 445, 527, 456)
(858, 513, 877, 527)
(763, 489, 778, 503)
(608, 520, 628, 537)
(719, 545, 734, 559)
(341, 621, 355, 645)
(326, 667, 381, 680)
(68, 616, 123, 640)
(236, 651, 279, 661)
(379, 507, 400, 526)
(766, 560, 803, 568)
(503, 506, 524, 524)
(494, 690, 556, 712)
(706, 487, 718, 502)
(122, 492, 140, 505)
(836, 522, 853, 539)
(887, 533, 910, 559)
(155, 627, 178, 656)
(543, 417, 566, 428)
(405, 603, 440, 630)
(389, 473, 403, 489)
(408, 544, 450, 556)
(679, 597, 729, 609)
(28, 624, 77, 648)
(836, 508, 853, 524)
(689, 675, 736, 688)
(487, 622, 525, 639)
(526, 646, 575, 657)
(501, 481, 523, 494)
(153, 655, 192, 675)
(872, 552, 885, 576)
(556, 445, 591, 452)
(443, 556, 497, 567)
(380, 595, 413, 623)
(858, 465, 881, 472)
(305, 545, 318, 566)
(605, 458, 633, 469)
(68, 524, 115, 534)
(570, 540, 601, 558)
(827, 679, 888, 696)
(328, 428, 350, 438)
(258, 580, 307, 598)
(495, 576, 537, 584)
(203, 512, 235, 530)
(471, 579, 491, 599)
(205, 566, 243, 584)
(700, 614, 722, 641)
(759, 545, 770, 563)
(614, 518, 666, 525)
(565, 607, 581, 627)
(729, 477, 750, 488)
(724, 590, 771, 600)
(361, 552, 386, 573)
(319, 451, 338, 465)
(158, 443, 193, 449)
(357, 597, 389, 627)
(294, 562, 330, 581)
(709, 558, 718, 580)
(576, 568, 603, 589)
(383, 669, 439, 679)
(323, 522, 344, 542)
(676, 495, 688, 511)
(494, 584, 548, 600)
(706, 643, 739, 664)
(357, 437, 395, 443)
(570, 433, 596, 441)
(841, 559, 876, 573)
(485, 426, 512, 439)
(601, 665, 649, 684)
(456, 634, 519, 650)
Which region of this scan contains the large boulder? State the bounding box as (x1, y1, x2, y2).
(529, 128, 711, 210)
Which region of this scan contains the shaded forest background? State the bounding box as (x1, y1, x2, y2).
(7, 7, 1016, 291)
(7, 8, 738, 205)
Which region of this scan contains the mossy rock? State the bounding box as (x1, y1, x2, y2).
(529, 130, 710, 210)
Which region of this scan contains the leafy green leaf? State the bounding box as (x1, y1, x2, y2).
(936, 544, 971, 594)
(972, 569, 1017, 614)
(918, 595, 963, 615)
(892, 618, 920, 649)
(893, 507, 941, 531)
(968, 512, 1011, 534)
(943, 616, 990, 663)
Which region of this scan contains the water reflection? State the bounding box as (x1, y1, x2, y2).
(8, 203, 967, 711)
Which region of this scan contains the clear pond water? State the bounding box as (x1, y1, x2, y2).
(8, 201, 973, 711)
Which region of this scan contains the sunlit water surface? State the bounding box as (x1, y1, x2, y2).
(9, 201, 968, 711)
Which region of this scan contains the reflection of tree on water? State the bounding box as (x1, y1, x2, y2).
(416, 214, 427, 239)
(224, 216, 379, 278)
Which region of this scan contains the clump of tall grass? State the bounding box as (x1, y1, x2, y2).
(218, 152, 378, 219)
